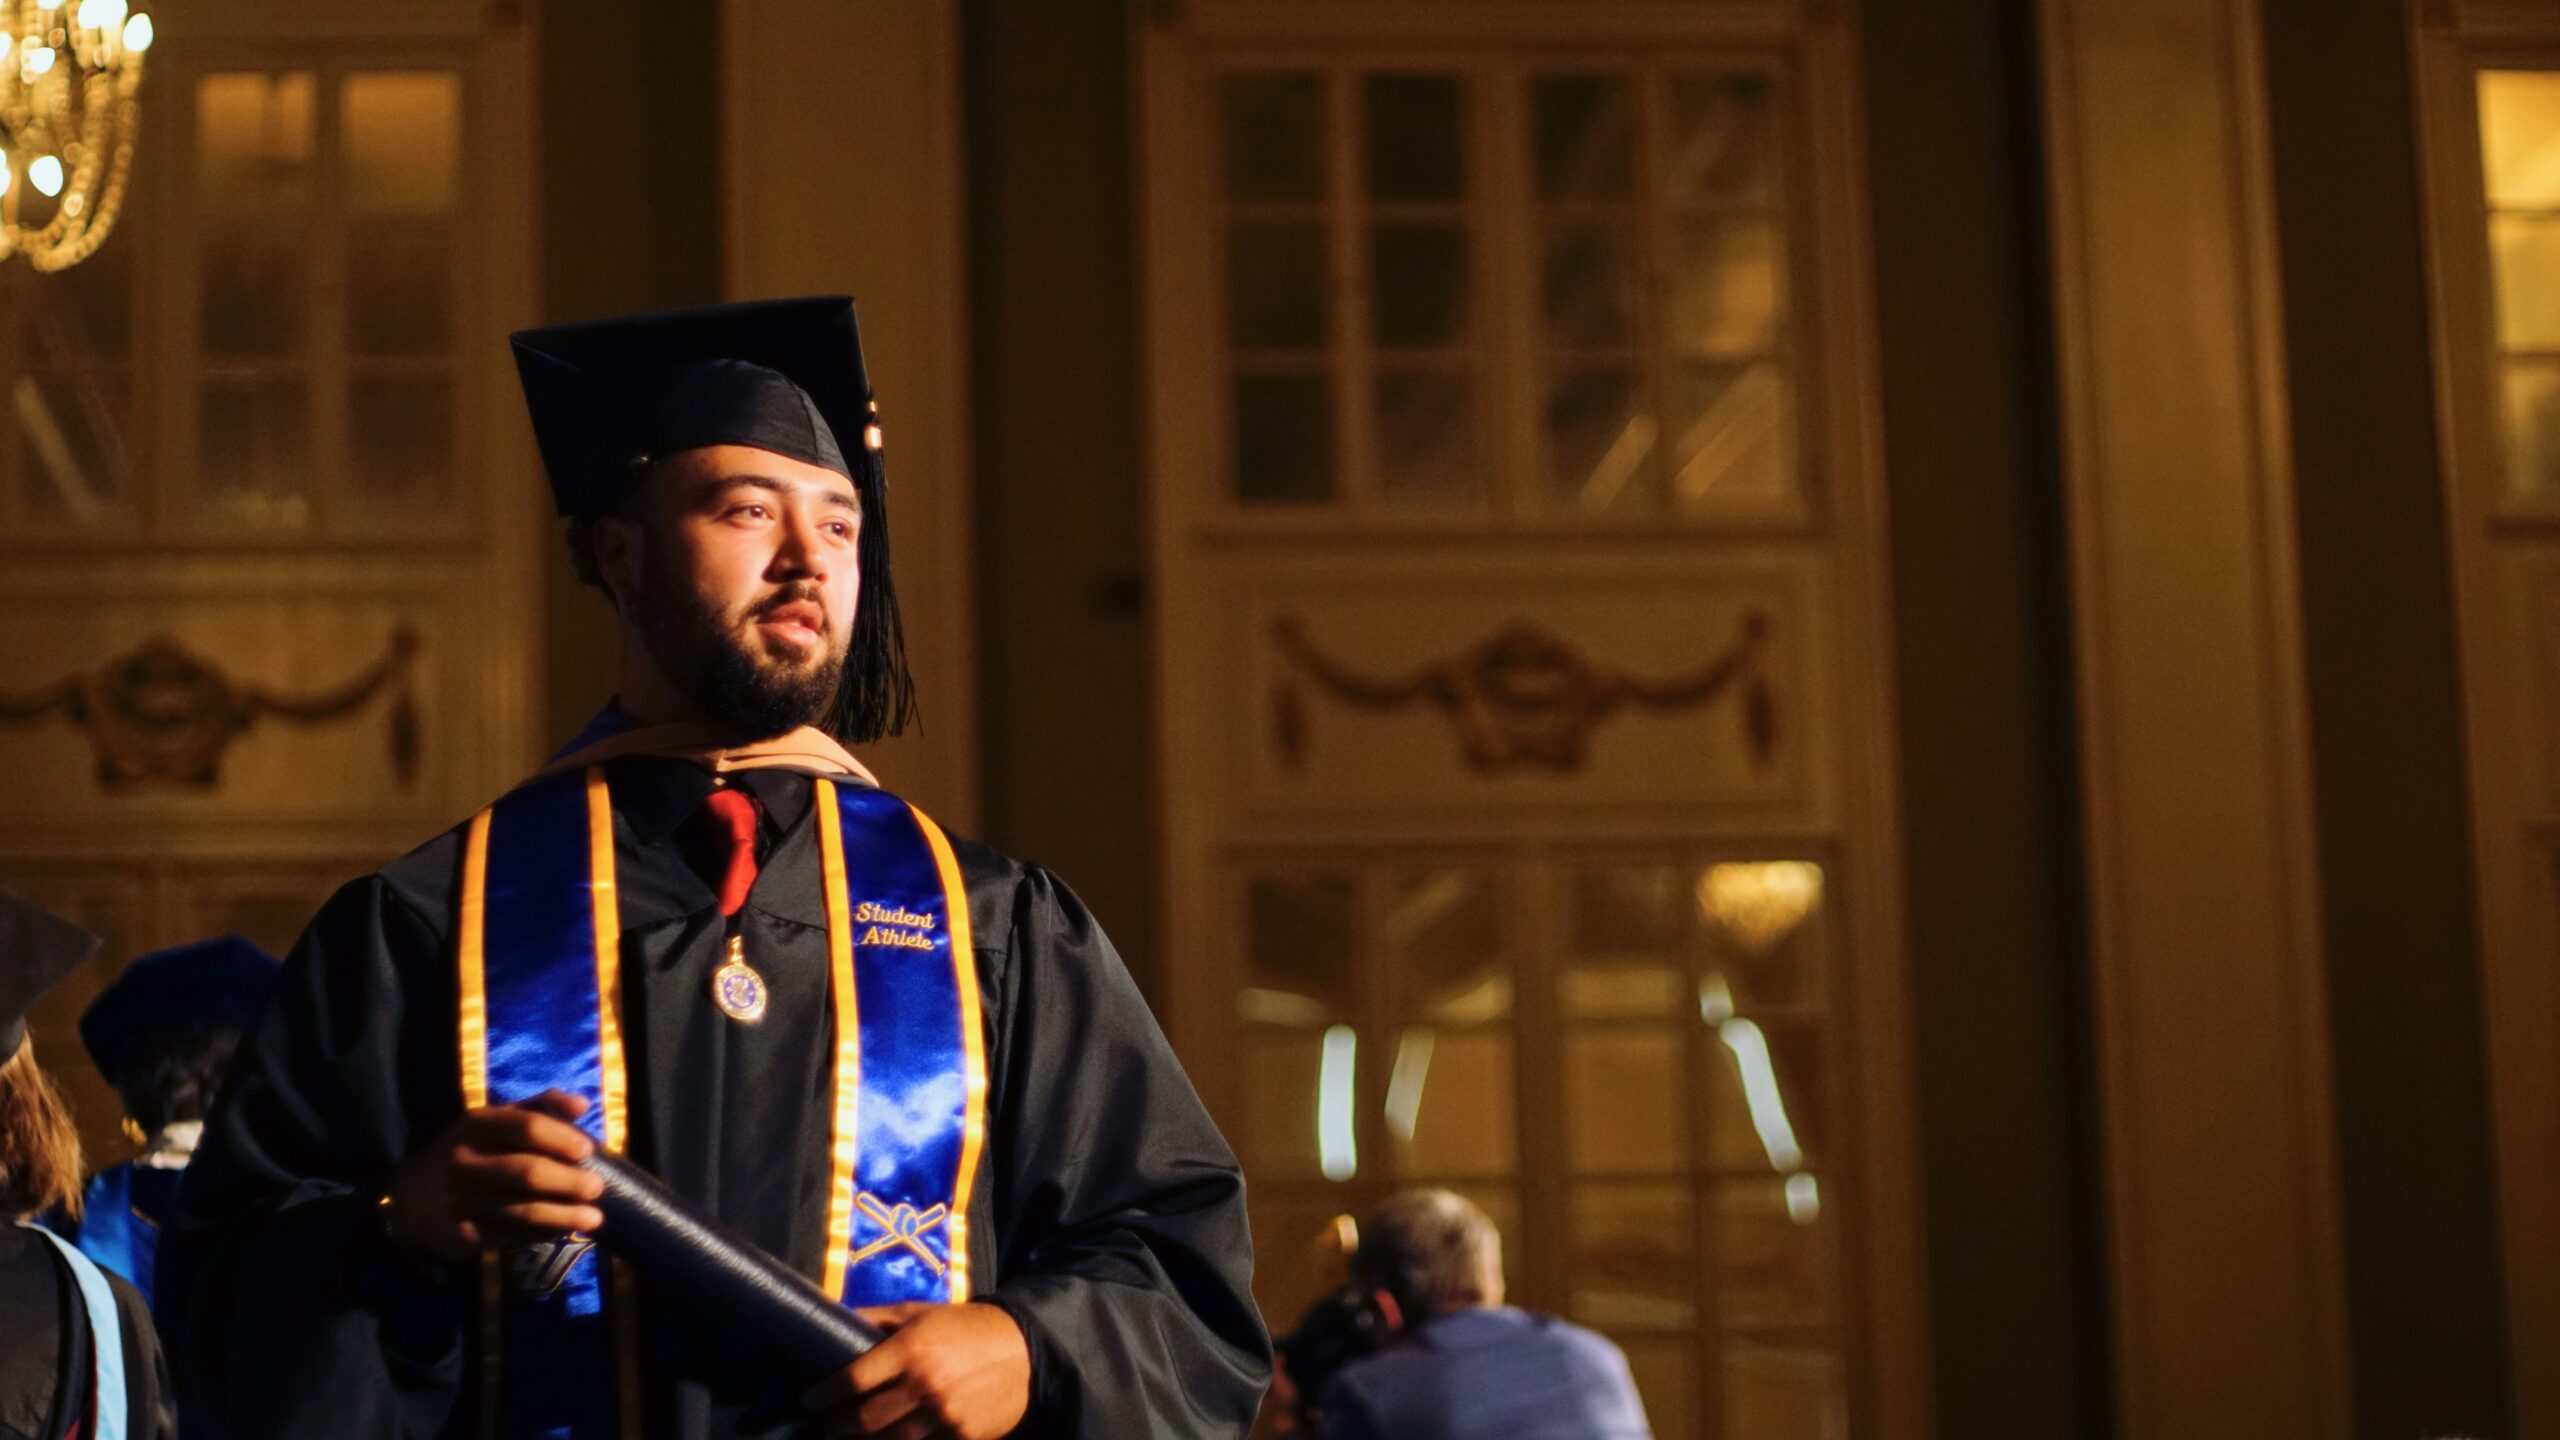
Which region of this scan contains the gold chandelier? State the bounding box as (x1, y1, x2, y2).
(0, 0, 150, 270)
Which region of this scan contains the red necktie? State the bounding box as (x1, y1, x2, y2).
(701, 788, 761, 917)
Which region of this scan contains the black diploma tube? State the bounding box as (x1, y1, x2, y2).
(579, 1151, 886, 1376)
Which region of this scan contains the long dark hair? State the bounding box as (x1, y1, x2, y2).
(826, 437, 917, 744)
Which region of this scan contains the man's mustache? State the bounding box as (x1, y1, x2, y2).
(748, 585, 829, 630)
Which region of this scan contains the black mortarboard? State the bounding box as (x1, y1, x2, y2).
(0, 892, 103, 1059)
(80, 934, 281, 1088)
(510, 297, 915, 742)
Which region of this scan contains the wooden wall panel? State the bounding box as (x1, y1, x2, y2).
(720, 0, 978, 828)
(2035, 0, 2351, 1433)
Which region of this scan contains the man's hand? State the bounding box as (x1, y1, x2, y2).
(803, 1301, 1031, 1440)
(381, 1089, 606, 1263)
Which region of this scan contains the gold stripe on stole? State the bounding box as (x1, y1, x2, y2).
(455, 807, 502, 1438)
(812, 778, 864, 1299)
(585, 769, 629, 1151)
(909, 807, 988, 1302)
(582, 769, 644, 1439)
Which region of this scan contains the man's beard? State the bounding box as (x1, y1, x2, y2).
(632, 558, 844, 740)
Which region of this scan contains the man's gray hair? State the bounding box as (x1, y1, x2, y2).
(1352, 1188, 1504, 1322)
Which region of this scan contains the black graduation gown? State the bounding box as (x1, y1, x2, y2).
(0, 1225, 177, 1440)
(160, 758, 1269, 1439)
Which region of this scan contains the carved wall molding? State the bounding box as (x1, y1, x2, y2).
(0, 626, 423, 790)
(1268, 611, 1775, 774)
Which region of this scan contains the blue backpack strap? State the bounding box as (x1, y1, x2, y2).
(25, 1221, 128, 1440)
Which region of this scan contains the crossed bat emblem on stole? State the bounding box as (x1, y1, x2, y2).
(849, 1192, 952, 1275)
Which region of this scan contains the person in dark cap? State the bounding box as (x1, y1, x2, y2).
(0, 893, 177, 1440)
(63, 935, 280, 1306)
(164, 298, 1269, 1439)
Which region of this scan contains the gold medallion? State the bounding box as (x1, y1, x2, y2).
(713, 936, 767, 1023)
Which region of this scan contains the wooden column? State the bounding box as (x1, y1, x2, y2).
(2035, 0, 2351, 1433)
(720, 0, 979, 827)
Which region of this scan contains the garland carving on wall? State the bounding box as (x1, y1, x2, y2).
(0, 626, 423, 790)
(1268, 611, 1775, 774)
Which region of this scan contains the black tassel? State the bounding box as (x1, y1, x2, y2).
(828, 424, 919, 744)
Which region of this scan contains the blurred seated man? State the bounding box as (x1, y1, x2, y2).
(1318, 1189, 1652, 1440)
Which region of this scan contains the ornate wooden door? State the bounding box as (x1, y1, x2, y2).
(1140, 4, 1922, 1436)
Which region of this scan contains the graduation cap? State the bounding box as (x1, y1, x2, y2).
(0, 892, 103, 1060)
(510, 297, 915, 743)
(78, 934, 281, 1089)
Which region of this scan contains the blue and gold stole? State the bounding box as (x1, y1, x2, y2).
(454, 767, 987, 1440)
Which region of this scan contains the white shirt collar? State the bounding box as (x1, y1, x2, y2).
(136, 1120, 202, 1169)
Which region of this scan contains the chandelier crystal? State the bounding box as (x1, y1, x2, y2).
(0, 0, 149, 270)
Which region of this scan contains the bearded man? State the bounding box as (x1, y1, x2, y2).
(162, 299, 1269, 1440)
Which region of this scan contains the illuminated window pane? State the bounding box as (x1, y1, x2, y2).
(1667, 214, 1784, 357)
(25, 238, 134, 364)
(1542, 224, 1639, 349)
(1364, 73, 1464, 202)
(1665, 71, 1776, 206)
(2502, 361, 2560, 502)
(200, 231, 305, 359)
(1383, 867, 1510, 1177)
(1228, 224, 1329, 352)
(1388, 1028, 1513, 1177)
(2480, 70, 2560, 508)
(343, 72, 460, 214)
(1385, 868, 1501, 1005)
(350, 373, 453, 502)
(1571, 1181, 1697, 1331)
(1713, 1178, 1830, 1329)
(1671, 363, 1794, 510)
(15, 238, 138, 519)
(2492, 213, 2560, 352)
(1371, 224, 1469, 350)
(1246, 871, 1356, 1018)
(1546, 367, 1655, 511)
(1233, 372, 1335, 503)
(348, 221, 453, 356)
(1535, 74, 1637, 202)
(1374, 373, 1474, 501)
(1570, 862, 1691, 955)
(199, 376, 309, 524)
(17, 371, 133, 520)
(2480, 70, 2560, 209)
(1566, 1026, 1690, 1173)
(1722, 1346, 1847, 1440)
(1621, 1336, 1699, 1440)
(196, 73, 317, 214)
(1223, 72, 1324, 203)
(1566, 964, 1687, 1020)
